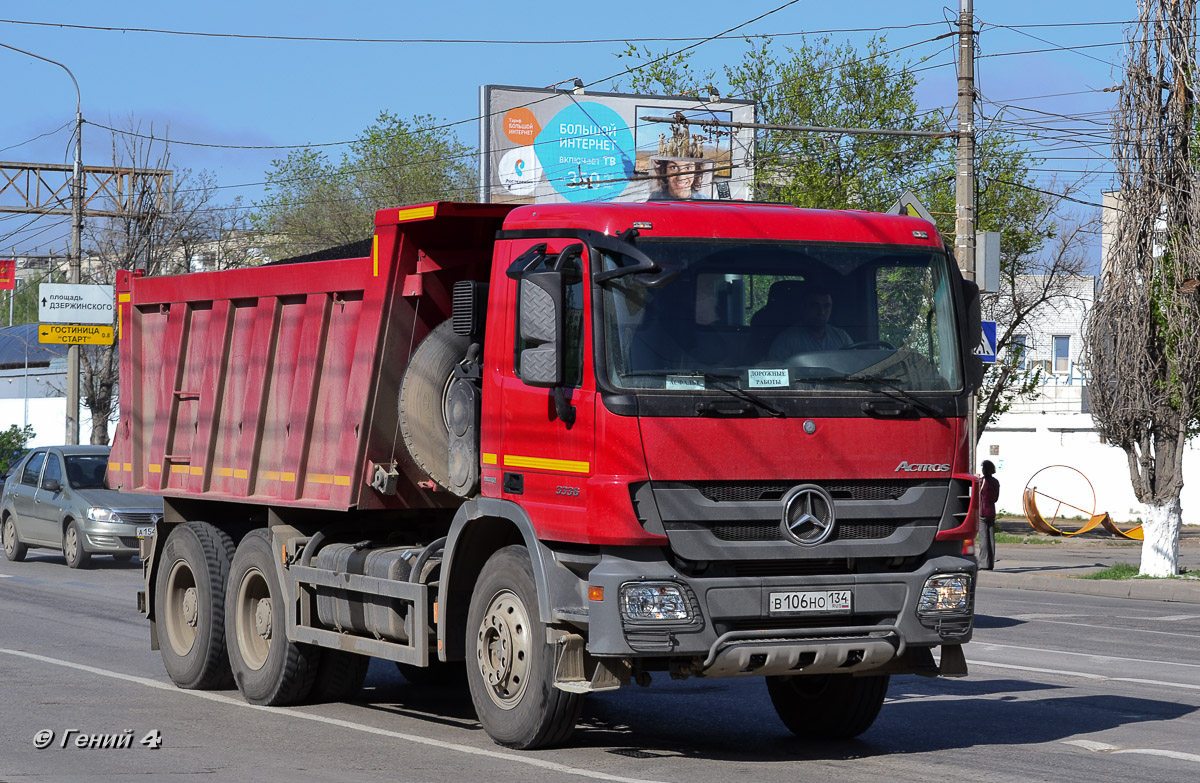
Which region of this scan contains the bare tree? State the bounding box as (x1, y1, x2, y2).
(1083, 0, 1198, 576)
(80, 121, 255, 444)
(978, 205, 1100, 435)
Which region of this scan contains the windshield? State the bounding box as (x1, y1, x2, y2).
(65, 455, 109, 489)
(600, 241, 963, 393)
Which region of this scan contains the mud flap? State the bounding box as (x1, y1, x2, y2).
(939, 643, 968, 677)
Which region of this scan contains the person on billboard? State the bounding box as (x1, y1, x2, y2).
(648, 157, 709, 201)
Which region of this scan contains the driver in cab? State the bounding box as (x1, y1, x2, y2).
(768, 283, 852, 358)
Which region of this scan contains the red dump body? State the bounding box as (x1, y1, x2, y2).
(111, 202, 515, 511)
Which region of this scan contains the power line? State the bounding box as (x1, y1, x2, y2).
(0, 16, 948, 45)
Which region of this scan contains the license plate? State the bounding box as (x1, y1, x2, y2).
(136, 526, 155, 539)
(769, 589, 852, 614)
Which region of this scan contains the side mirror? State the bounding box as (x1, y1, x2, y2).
(518, 270, 565, 388)
(42, 477, 61, 493)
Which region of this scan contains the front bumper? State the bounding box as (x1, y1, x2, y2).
(77, 519, 143, 555)
(573, 547, 975, 677)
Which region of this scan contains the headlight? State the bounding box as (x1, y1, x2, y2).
(619, 582, 691, 621)
(87, 507, 122, 524)
(918, 574, 971, 615)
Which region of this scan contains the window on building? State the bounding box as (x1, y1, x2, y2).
(1053, 335, 1070, 373)
(1011, 334, 1027, 370)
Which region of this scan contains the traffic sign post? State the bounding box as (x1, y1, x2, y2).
(38, 282, 115, 324)
(38, 323, 114, 345)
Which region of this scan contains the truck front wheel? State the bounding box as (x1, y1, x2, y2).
(225, 529, 319, 706)
(466, 545, 582, 749)
(155, 521, 236, 689)
(766, 673, 890, 740)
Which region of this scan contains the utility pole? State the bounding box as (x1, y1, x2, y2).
(956, 0, 978, 472)
(68, 95, 83, 446)
(956, 0, 976, 283)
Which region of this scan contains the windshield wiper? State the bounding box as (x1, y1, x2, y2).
(623, 370, 786, 418)
(793, 373, 942, 417)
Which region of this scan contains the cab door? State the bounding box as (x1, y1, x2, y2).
(493, 239, 596, 544)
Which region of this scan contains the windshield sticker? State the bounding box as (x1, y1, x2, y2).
(665, 375, 707, 390)
(748, 369, 789, 388)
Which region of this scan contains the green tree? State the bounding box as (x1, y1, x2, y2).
(254, 112, 478, 258)
(0, 424, 34, 473)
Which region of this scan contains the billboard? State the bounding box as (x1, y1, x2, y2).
(480, 85, 756, 205)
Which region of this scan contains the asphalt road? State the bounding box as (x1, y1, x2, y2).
(2, 549, 1199, 782)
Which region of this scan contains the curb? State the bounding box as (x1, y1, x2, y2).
(978, 570, 1200, 604)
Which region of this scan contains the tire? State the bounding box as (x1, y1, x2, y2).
(767, 673, 890, 740)
(396, 659, 466, 687)
(225, 529, 319, 706)
(62, 520, 91, 569)
(399, 319, 470, 493)
(465, 545, 582, 749)
(155, 521, 236, 690)
(309, 649, 370, 703)
(2, 515, 27, 562)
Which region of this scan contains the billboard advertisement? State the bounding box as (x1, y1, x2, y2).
(480, 85, 756, 205)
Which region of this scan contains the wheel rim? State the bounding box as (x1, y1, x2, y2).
(64, 526, 79, 563)
(234, 566, 272, 671)
(3, 520, 14, 556)
(474, 589, 532, 709)
(163, 559, 199, 656)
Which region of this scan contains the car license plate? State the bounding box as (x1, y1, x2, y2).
(136, 526, 155, 539)
(769, 590, 852, 614)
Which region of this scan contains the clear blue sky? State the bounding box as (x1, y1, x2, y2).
(1, 0, 1137, 256)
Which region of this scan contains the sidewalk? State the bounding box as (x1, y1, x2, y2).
(976, 519, 1200, 604)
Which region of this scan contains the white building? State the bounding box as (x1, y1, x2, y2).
(978, 274, 1199, 524)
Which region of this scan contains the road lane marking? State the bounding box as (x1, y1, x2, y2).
(973, 641, 1200, 669)
(0, 647, 669, 783)
(1001, 617, 1200, 640)
(1064, 739, 1200, 763)
(970, 660, 1200, 691)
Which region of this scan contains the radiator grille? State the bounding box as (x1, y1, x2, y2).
(694, 480, 921, 503)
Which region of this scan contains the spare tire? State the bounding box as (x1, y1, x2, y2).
(399, 319, 471, 494)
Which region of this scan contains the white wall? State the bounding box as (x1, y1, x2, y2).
(0, 397, 108, 447)
(980, 410, 1200, 525)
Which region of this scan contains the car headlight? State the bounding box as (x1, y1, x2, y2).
(918, 574, 971, 615)
(619, 582, 692, 621)
(87, 507, 123, 524)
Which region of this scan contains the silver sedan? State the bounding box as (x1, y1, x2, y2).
(1, 445, 163, 568)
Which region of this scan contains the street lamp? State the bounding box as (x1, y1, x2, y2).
(1, 42, 84, 445)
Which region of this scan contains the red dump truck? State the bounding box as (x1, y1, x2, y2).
(114, 200, 982, 749)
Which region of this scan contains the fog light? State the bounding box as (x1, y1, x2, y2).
(619, 582, 690, 621)
(918, 574, 971, 615)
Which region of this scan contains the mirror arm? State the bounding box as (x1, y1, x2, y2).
(553, 387, 577, 427)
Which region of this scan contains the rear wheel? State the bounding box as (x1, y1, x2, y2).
(63, 520, 90, 569)
(767, 673, 890, 740)
(309, 649, 370, 703)
(225, 529, 319, 706)
(466, 545, 582, 749)
(2, 515, 26, 562)
(155, 521, 236, 689)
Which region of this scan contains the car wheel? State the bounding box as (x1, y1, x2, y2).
(2, 515, 27, 562)
(63, 520, 91, 569)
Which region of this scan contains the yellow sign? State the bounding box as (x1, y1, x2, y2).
(38, 324, 114, 345)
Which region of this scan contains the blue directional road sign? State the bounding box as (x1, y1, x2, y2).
(975, 320, 997, 363)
